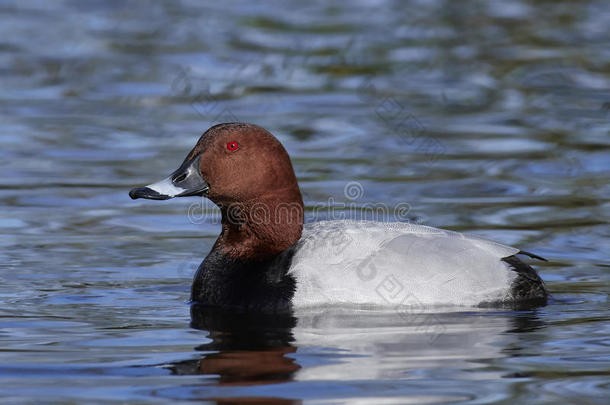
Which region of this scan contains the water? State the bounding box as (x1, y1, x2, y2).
(1, 0, 609, 403)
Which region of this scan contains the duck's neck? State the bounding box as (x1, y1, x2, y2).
(216, 190, 304, 262)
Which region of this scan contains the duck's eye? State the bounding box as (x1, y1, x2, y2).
(227, 141, 239, 151)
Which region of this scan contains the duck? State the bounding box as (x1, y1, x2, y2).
(129, 123, 547, 312)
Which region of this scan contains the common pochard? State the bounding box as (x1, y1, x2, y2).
(129, 123, 547, 312)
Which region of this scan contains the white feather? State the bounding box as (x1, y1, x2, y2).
(289, 221, 519, 307)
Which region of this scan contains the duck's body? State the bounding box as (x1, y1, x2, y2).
(291, 221, 545, 308)
(130, 123, 547, 312)
(190, 220, 546, 311)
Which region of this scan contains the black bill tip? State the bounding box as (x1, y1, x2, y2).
(129, 187, 171, 200)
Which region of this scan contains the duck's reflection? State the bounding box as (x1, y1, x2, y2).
(167, 304, 300, 387)
(164, 304, 547, 404)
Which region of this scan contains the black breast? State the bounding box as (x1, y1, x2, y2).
(190, 244, 297, 312)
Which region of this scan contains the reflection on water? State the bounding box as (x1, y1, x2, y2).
(156, 306, 555, 404)
(158, 306, 300, 403)
(1, 0, 609, 403)
(187, 306, 299, 385)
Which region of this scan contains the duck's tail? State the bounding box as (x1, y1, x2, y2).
(502, 255, 548, 306)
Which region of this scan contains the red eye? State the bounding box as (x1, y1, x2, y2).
(227, 141, 239, 151)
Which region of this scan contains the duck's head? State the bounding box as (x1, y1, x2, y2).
(129, 123, 304, 259)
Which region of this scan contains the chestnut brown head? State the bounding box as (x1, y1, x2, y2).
(130, 123, 304, 259)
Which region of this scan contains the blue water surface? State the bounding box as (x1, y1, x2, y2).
(0, 0, 609, 403)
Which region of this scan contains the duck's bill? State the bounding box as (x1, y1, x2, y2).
(129, 155, 209, 200)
